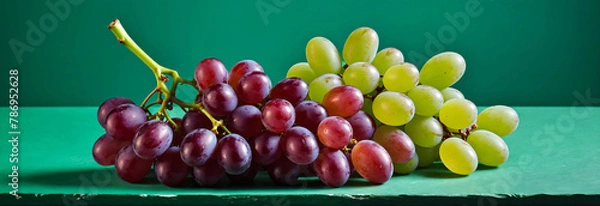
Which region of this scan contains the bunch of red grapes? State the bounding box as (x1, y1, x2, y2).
(92, 58, 413, 188)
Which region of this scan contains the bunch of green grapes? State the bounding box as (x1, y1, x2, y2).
(287, 27, 520, 176)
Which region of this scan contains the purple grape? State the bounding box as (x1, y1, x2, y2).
(216, 134, 252, 175)
(132, 120, 173, 160)
(345, 111, 376, 141)
(322, 85, 364, 118)
(294, 101, 328, 134)
(344, 150, 355, 174)
(227, 162, 258, 184)
(236, 71, 271, 105)
(281, 126, 319, 165)
(313, 148, 351, 188)
(261, 99, 295, 133)
(195, 58, 228, 90)
(182, 110, 212, 134)
(92, 133, 130, 166)
(155, 146, 189, 187)
(170, 117, 185, 147)
(97, 97, 134, 128)
(270, 78, 308, 106)
(227, 105, 263, 139)
(228, 60, 264, 90)
(193, 156, 224, 187)
(317, 116, 353, 150)
(180, 128, 217, 167)
(105, 103, 147, 141)
(299, 164, 316, 177)
(268, 158, 300, 186)
(115, 145, 153, 183)
(250, 131, 281, 165)
(203, 83, 238, 117)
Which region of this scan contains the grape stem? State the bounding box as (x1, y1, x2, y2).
(107, 19, 230, 135)
(436, 116, 477, 141)
(342, 139, 359, 153)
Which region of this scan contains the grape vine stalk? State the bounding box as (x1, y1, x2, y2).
(108, 19, 230, 134)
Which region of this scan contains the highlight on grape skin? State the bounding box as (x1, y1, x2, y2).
(95, 20, 521, 188)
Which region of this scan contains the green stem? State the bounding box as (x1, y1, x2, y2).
(108, 19, 228, 133)
(140, 87, 160, 108)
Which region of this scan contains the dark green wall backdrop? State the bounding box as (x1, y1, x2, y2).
(1, 0, 599, 106)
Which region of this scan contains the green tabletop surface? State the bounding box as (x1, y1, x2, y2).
(1, 106, 599, 205)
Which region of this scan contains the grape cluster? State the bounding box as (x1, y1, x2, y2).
(94, 55, 381, 187)
(95, 21, 520, 189)
(287, 27, 520, 176)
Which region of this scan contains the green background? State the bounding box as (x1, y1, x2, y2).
(1, 0, 599, 107)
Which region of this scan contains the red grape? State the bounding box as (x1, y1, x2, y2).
(180, 128, 217, 167)
(322, 85, 364, 118)
(227, 105, 263, 139)
(155, 146, 189, 187)
(351, 140, 393, 184)
(250, 131, 281, 165)
(270, 78, 308, 106)
(203, 83, 238, 117)
(228, 60, 264, 90)
(299, 164, 316, 177)
(97, 97, 134, 128)
(105, 103, 147, 141)
(182, 110, 212, 134)
(267, 158, 300, 186)
(345, 111, 376, 141)
(281, 126, 319, 165)
(115, 145, 153, 183)
(236, 71, 271, 105)
(344, 150, 355, 174)
(261, 99, 295, 133)
(216, 134, 252, 175)
(317, 116, 353, 150)
(193, 156, 224, 187)
(195, 58, 228, 90)
(170, 117, 185, 147)
(313, 148, 351, 188)
(372, 125, 415, 164)
(227, 162, 258, 184)
(132, 120, 173, 160)
(294, 101, 328, 134)
(92, 133, 130, 166)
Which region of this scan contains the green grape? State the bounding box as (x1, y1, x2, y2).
(439, 99, 478, 129)
(308, 74, 343, 103)
(372, 47, 404, 74)
(372, 91, 415, 126)
(415, 144, 440, 168)
(476, 105, 519, 137)
(342, 27, 379, 64)
(287, 62, 316, 83)
(439, 137, 478, 175)
(419, 52, 466, 90)
(467, 130, 509, 167)
(343, 62, 380, 94)
(393, 155, 418, 175)
(362, 97, 382, 126)
(362, 97, 374, 117)
(440, 87, 464, 102)
(382, 63, 419, 93)
(306, 37, 342, 76)
(407, 85, 444, 116)
(404, 115, 443, 148)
